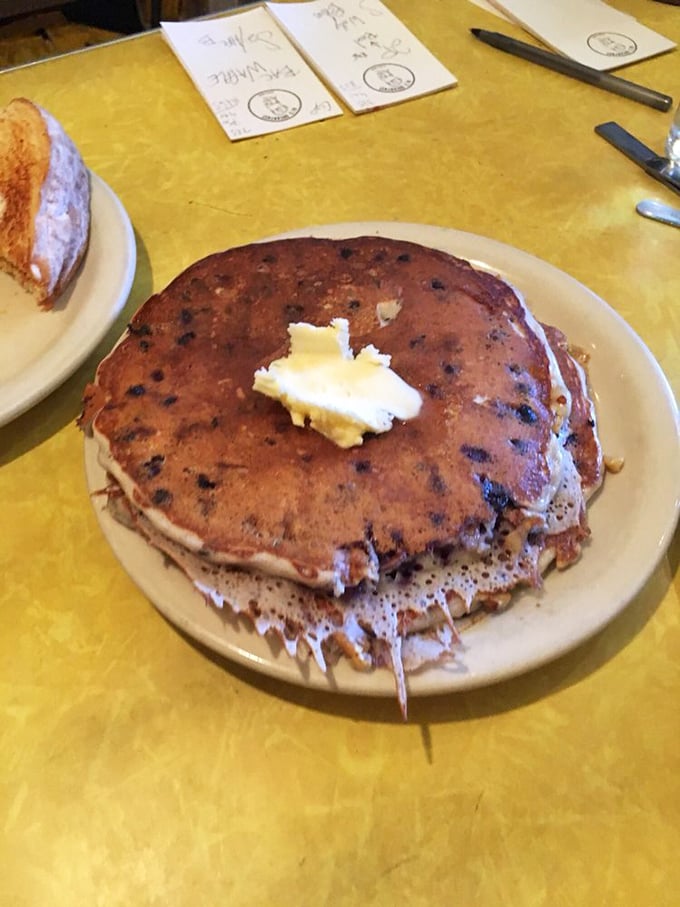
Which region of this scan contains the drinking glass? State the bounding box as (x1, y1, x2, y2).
(665, 102, 680, 172)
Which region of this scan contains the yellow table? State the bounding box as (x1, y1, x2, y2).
(2, 3, 679, 904)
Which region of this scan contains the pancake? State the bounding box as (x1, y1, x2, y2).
(81, 236, 604, 716)
(83, 236, 572, 595)
(542, 324, 603, 500)
(105, 438, 584, 714)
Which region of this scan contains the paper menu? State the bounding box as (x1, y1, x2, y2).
(267, 0, 457, 113)
(161, 10, 342, 141)
(487, 0, 675, 71)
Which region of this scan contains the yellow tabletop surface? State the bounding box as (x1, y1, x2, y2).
(1, 2, 679, 904)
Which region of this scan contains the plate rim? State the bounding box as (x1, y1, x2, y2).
(84, 221, 680, 701)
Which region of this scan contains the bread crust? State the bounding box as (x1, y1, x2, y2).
(0, 97, 91, 308)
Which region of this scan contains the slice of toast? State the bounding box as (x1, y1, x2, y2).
(0, 97, 91, 309)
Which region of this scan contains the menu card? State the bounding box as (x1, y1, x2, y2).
(487, 0, 675, 70)
(267, 0, 457, 113)
(162, 9, 342, 141)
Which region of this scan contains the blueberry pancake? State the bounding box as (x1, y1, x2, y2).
(81, 236, 604, 714)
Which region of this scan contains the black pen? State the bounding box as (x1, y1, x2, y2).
(471, 28, 673, 112)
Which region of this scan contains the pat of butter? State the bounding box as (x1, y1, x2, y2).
(253, 318, 422, 448)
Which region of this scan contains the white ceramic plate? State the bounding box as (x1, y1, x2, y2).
(84, 222, 680, 700)
(0, 172, 136, 426)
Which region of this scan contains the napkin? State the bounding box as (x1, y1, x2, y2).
(487, 0, 676, 70)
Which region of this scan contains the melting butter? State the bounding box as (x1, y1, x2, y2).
(253, 318, 422, 448)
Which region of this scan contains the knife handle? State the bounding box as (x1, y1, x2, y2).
(595, 121, 680, 197)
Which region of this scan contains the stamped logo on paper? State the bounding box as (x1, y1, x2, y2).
(363, 63, 415, 93)
(586, 32, 638, 58)
(248, 89, 302, 122)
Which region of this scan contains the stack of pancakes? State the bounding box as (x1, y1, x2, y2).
(81, 236, 604, 714)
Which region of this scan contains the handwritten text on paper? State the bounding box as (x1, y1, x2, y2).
(267, 0, 457, 113)
(162, 10, 342, 141)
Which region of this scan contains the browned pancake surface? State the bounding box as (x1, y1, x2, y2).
(86, 237, 560, 589)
